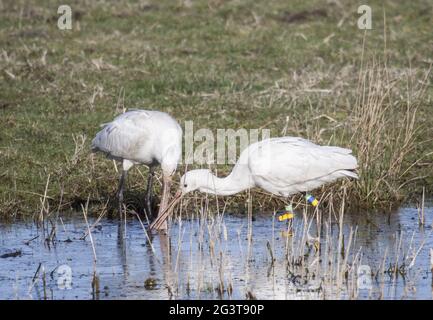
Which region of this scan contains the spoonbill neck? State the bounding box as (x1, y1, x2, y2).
(199, 172, 253, 196)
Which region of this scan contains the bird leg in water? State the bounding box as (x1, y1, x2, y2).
(278, 204, 294, 221)
(301, 191, 319, 207)
(116, 170, 127, 218)
(279, 200, 294, 238)
(145, 167, 155, 218)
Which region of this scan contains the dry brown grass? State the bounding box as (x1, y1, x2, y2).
(350, 57, 431, 209)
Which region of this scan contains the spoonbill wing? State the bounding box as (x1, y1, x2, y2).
(91, 110, 153, 161)
(248, 137, 358, 196)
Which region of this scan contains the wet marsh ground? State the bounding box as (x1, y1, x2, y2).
(1, 202, 432, 300)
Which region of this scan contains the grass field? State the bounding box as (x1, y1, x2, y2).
(1, 0, 432, 218)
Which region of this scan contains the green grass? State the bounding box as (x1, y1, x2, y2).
(1, 0, 432, 218)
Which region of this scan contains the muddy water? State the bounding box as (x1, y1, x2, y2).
(0, 206, 432, 300)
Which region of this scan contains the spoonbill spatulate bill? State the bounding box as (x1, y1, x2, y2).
(91, 110, 182, 230)
(150, 136, 358, 230)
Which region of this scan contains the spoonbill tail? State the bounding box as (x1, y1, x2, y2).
(150, 136, 358, 230)
(92, 110, 182, 230)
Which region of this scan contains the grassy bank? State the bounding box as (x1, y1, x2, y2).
(1, 0, 432, 218)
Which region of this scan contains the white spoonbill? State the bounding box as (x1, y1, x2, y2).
(150, 136, 358, 230)
(92, 109, 182, 230)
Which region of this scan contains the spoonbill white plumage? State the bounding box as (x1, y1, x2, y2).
(91, 110, 182, 230)
(150, 136, 358, 230)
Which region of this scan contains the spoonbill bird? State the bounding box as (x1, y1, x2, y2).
(150, 136, 358, 230)
(92, 110, 182, 230)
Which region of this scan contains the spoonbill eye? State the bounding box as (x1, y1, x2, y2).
(184, 184, 188, 188)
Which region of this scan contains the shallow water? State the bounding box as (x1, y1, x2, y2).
(0, 206, 432, 300)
